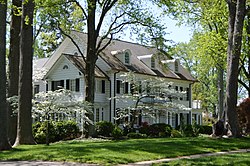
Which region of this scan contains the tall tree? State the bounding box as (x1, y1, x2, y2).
(8, 0, 22, 145)
(14, 0, 36, 146)
(225, 0, 246, 137)
(157, 0, 228, 118)
(0, 0, 12, 151)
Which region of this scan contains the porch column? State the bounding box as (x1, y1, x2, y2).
(177, 113, 180, 126)
(166, 111, 168, 124)
(169, 112, 172, 127)
(189, 111, 192, 125)
(195, 114, 198, 124)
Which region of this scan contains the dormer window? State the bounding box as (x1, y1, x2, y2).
(175, 60, 179, 73)
(125, 52, 130, 64)
(151, 58, 155, 68)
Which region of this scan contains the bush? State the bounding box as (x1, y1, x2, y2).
(149, 123, 171, 137)
(127, 132, 147, 139)
(165, 125, 173, 137)
(95, 121, 114, 137)
(180, 124, 200, 137)
(171, 129, 183, 138)
(199, 125, 213, 135)
(112, 126, 123, 139)
(54, 121, 79, 140)
(33, 120, 80, 144)
(139, 122, 150, 135)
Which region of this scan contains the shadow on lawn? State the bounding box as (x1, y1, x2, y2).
(1, 137, 250, 165)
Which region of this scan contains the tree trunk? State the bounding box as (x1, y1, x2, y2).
(85, 0, 98, 137)
(0, 0, 12, 151)
(225, 0, 246, 137)
(8, 0, 22, 145)
(14, 0, 36, 146)
(218, 67, 224, 120)
(247, 13, 250, 97)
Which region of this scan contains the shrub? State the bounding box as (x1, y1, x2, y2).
(54, 120, 79, 140)
(33, 120, 80, 144)
(149, 123, 171, 137)
(139, 122, 150, 135)
(112, 126, 123, 139)
(165, 125, 173, 137)
(199, 125, 213, 135)
(95, 121, 114, 137)
(180, 124, 200, 137)
(127, 132, 147, 139)
(171, 129, 182, 138)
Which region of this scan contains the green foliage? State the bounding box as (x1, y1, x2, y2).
(112, 126, 123, 139)
(179, 124, 200, 137)
(33, 120, 80, 144)
(95, 121, 114, 137)
(198, 125, 213, 135)
(170, 129, 182, 138)
(139, 122, 150, 135)
(149, 123, 172, 137)
(127, 132, 147, 139)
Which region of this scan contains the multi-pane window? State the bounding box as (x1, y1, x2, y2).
(151, 58, 155, 68)
(124, 82, 129, 94)
(34, 85, 40, 94)
(52, 80, 64, 91)
(175, 61, 179, 72)
(96, 80, 105, 93)
(125, 52, 130, 64)
(66, 78, 80, 92)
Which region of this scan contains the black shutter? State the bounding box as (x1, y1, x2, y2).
(75, 78, 80, 92)
(52, 81, 55, 91)
(124, 82, 129, 94)
(60, 80, 64, 88)
(186, 88, 190, 101)
(116, 80, 121, 94)
(101, 80, 105, 93)
(66, 79, 70, 90)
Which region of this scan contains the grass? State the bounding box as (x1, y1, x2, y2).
(0, 137, 250, 165)
(154, 152, 250, 166)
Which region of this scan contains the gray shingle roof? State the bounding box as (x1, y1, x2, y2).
(68, 31, 197, 82)
(64, 54, 107, 78)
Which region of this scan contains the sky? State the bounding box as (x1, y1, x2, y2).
(164, 18, 193, 44)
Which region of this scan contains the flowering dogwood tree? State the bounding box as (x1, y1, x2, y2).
(114, 72, 191, 129)
(33, 89, 93, 144)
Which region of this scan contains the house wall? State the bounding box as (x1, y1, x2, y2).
(36, 34, 202, 128)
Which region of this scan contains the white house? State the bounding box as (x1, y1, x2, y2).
(33, 31, 202, 128)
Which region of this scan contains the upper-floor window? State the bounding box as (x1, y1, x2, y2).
(175, 61, 179, 73)
(125, 52, 130, 64)
(96, 80, 105, 94)
(151, 58, 155, 68)
(66, 78, 80, 92)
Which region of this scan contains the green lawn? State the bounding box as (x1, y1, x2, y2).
(0, 137, 250, 165)
(154, 152, 250, 166)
